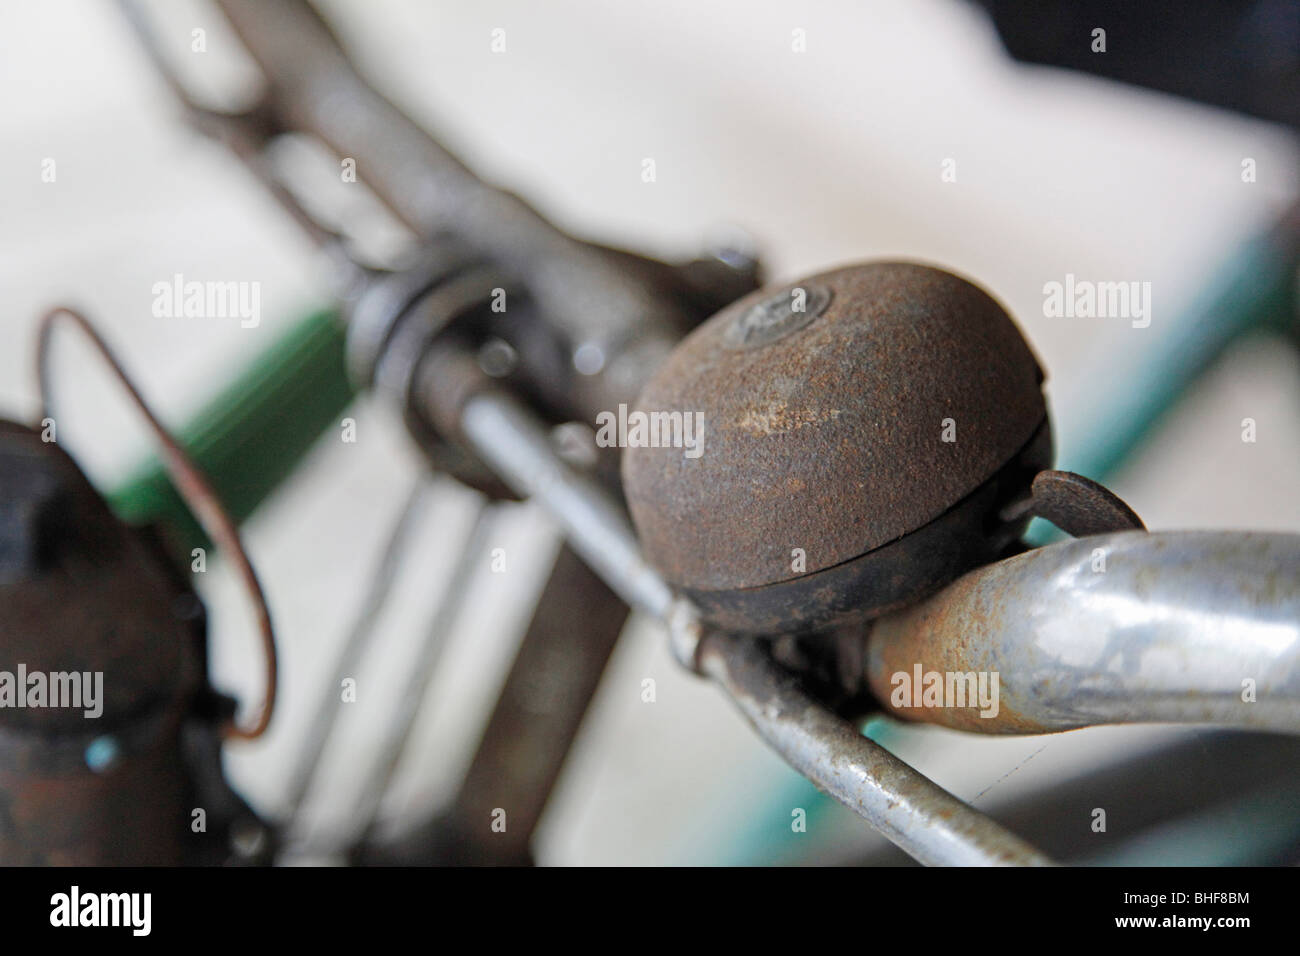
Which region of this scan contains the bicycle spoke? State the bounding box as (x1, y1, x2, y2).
(282, 474, 433, 836)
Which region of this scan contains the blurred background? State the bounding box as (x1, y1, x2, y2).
(1, 0, 1297, 864)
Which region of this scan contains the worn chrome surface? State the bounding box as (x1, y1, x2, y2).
(700, 632, 1055, 866)
(867, 531, 1300, 733)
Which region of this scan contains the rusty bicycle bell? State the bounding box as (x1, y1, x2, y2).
(622, 261, 1142, 634)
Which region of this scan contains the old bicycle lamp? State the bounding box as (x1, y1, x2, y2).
(622, 261, 1058, 634)
(0, 420, 269, 864)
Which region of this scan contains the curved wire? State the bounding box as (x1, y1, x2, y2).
(35, 306, 278, 740)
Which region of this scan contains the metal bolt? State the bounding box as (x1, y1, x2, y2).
(477, 337, 518, 378)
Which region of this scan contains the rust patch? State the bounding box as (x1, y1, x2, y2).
(734, 402, 842, 437)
